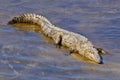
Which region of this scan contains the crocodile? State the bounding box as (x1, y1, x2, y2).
(8, 13, 106, 64)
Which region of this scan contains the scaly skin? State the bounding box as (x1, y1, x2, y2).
(8, 13, 105, 64)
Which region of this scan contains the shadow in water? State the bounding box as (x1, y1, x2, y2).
(99, 55, 104, 64)
(12, 23, 54, 43)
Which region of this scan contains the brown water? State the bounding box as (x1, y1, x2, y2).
(0, 0, 120, 80)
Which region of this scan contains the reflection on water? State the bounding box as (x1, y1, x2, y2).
(13, 24, 41, 32)
(0, 0, 120, 80)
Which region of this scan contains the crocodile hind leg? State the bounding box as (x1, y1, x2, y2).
(53, 34, 77, 56)
(53, 35, 71, 56)
(56, 35, 62, 48)
(52, 34, 62, 48)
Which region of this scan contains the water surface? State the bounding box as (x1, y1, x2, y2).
(0, 0, 120, 80)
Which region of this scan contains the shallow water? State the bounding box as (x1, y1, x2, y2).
(0, 0, 120, 80)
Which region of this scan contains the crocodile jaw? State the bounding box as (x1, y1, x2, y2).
(84, 48, 102, 64)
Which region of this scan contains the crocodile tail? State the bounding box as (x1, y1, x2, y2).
(8, 13, 52, 26)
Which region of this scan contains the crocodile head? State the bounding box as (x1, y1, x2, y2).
(84, 47, 103, 64)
